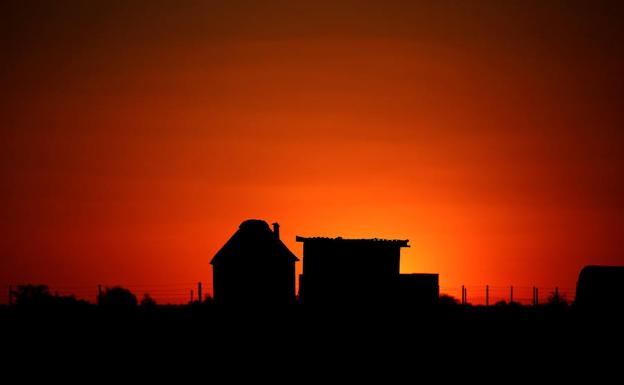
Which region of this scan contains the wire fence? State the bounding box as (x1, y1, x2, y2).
(440, 285, 576, 306)
(0, 282, 213, 305)
(1, 282, 575, 306)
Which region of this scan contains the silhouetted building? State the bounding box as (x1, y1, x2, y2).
(297, 236, 438, 306)
(211, 220, 299, 305)
(397, 274, 439, 306)
(575, 265, 624, 310)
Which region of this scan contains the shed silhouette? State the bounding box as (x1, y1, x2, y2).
(297, 236, 405, 305)
(211, 219, 298, 305)
(575, 265, 624, 311)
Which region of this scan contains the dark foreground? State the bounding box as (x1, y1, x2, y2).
(2, 302, 622, 376)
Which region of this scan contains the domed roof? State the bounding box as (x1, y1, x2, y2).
(239, 219, 271, 231)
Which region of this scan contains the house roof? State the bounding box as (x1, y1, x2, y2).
(211, 219, 299, 265)
(295, 236, 409, 248)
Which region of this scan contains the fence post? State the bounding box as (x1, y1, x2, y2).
(486, 285, 489, 306)
(198, 282, 203, 304)
(510, 285, 513, 304)
(536, 287, 539, 305)
(9, 284, 13, 306)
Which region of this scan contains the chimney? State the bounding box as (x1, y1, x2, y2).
(272, 222, 280, 240)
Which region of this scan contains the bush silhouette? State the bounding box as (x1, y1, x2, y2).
(99, 286, 138, 309)
(140, 293, 157, 309)
(439, 294, 460, 307)
(11, 284, 90, 310)
(546, 291, 568, 307)
(13, 284, 54, 306)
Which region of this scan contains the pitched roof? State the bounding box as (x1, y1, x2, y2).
(211, 219, 299, 265)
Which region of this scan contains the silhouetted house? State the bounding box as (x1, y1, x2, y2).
(575, 265, 624, 311)
(297, 236, 438, 306)
(211, 220, 299, 305)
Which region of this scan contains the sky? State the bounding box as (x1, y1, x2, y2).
(1, 1, 624, 303)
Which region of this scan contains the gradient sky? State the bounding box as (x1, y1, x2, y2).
(2, 1, 624, 303)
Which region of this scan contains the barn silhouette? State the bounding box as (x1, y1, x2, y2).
(211, 219, 298, 305)
(211, 219, 439, 306)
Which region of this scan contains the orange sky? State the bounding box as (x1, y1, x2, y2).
(1, 1, 624, 303)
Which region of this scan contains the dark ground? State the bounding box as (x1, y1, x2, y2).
(1, 302, 621, 379)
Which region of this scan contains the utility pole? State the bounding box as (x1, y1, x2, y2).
(198, 282, 202, 304)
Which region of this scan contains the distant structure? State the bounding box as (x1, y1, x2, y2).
(397, 273, 440, 306)
(296, 236, 439, 306)
(211, 219, 299, 305)
(575, 265, 624, 310)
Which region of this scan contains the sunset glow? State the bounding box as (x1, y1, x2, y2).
(2, 1, 623, 304)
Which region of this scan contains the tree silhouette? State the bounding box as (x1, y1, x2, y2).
(99, 286, 138, 309)
(13, 284, 54, 306)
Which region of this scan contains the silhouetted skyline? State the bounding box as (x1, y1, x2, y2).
(2, 1, 624, 295)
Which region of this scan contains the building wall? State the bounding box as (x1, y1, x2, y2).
(397, 274, 439, 306)
(213, 255, 296, 305)
(299, 240, 401, 305)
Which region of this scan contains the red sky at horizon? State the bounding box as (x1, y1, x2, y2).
(2, 1, 624, 304)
